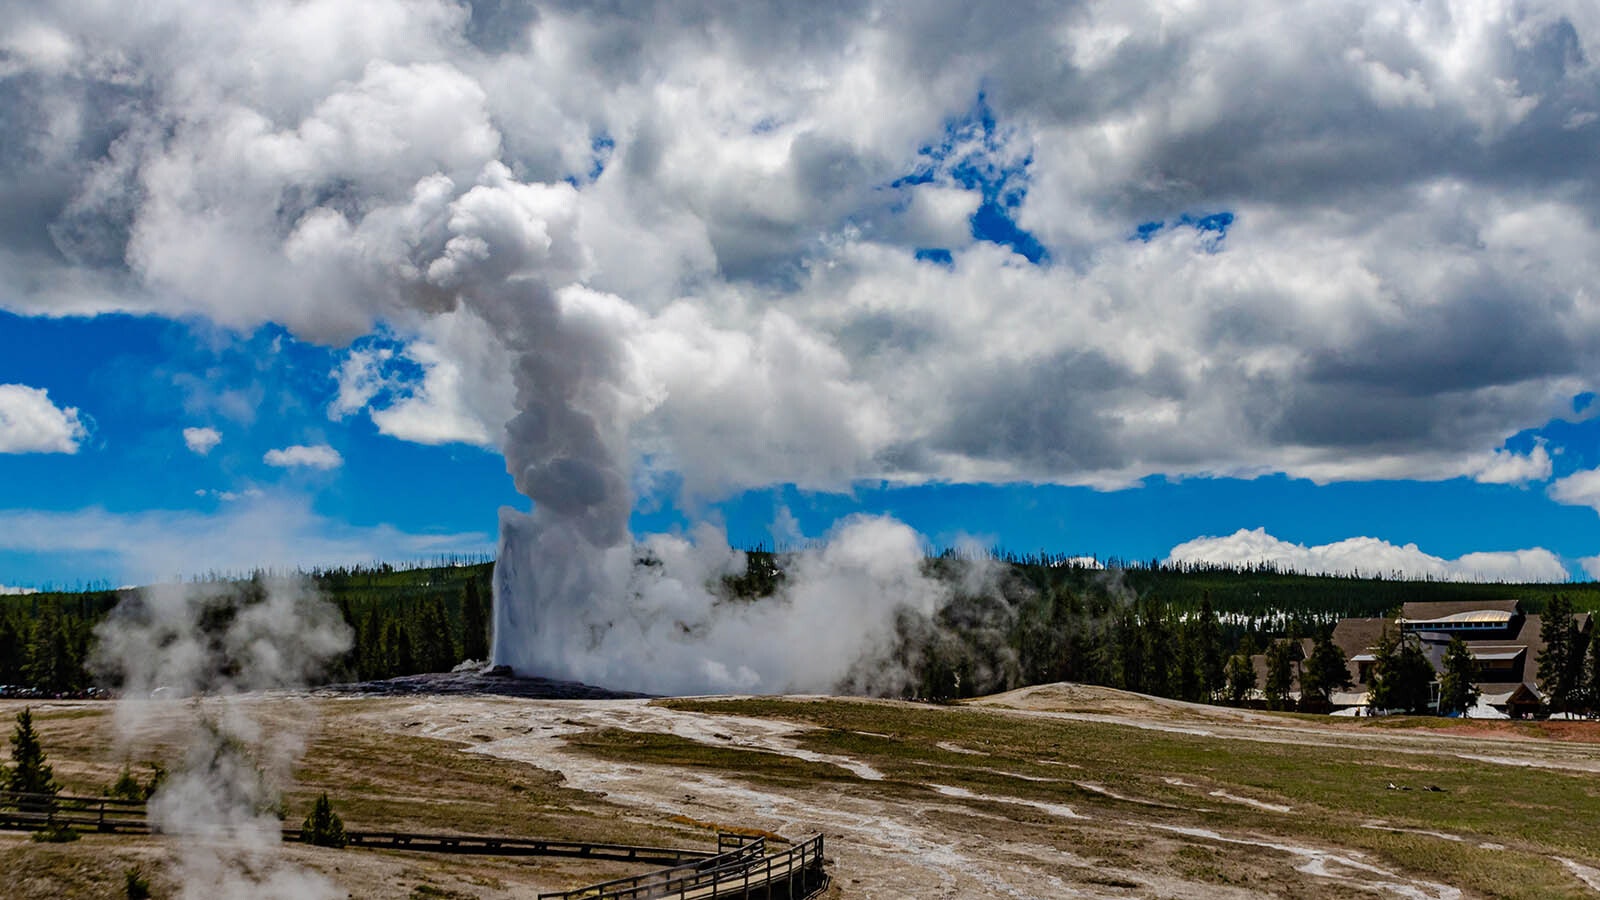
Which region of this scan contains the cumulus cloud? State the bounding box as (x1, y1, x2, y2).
(1468, 443, 1553, 485)
(1582, 556, 1600, 581)
(0, 494, 490, 584)
(2, 2, 1598, 494)
(263, 444, 342, 470)
(329, 309, 516, 447)
(1168, 527, 1570, 583)
(0, 585, 39, 595)
(182, 426, 221, 455)
(0, 384, 87, 454)
(1549, 466, 1600, 515)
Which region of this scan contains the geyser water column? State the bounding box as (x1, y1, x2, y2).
(492, 506, 631, 680)
(470, 273, 655, 683)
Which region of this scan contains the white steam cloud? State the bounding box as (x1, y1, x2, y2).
(494, 515, 952, 694)
(92, 576, 351, 899)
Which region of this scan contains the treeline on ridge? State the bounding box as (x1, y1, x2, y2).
(2, 551, 1598, 702)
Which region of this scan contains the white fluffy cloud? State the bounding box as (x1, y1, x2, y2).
(182, 426, 221, 455)
(4, 1, 1600, 497)
(0, 384, 87, 454)
(263, 444, 342, 470)
(1549, 466, 1600, 513)
(1468, 444, 1553, 485)
(0, 494, 489, 584)
(329, 309, 516, 447)
(1167, 527, 1571, 583)
(0, 585, 39, 595)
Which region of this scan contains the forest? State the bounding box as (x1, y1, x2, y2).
(3, 550, 1598, 708)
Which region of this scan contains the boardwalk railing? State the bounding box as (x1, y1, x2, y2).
(1, 792, 830, 898)
(338, 831, 713, 865)
(0, 791, 149, 833)
(537, 836, 767, 899)
(540, 833, 827, 900)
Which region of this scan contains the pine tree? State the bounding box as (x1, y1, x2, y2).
(1113, 608, 1143, 693)
(8, 708, 60, 814)
(462, 578, 489, 663)
(1538, 595, 1579, 714)
(388, 621, 416, 676)
(300, 792, 347, 848)
(1263, 640, 1295, 711)
(23, 609, 82, 695)
(1140, 601, 1173, 698)
(1192, 596, 1226, 701)
(1174, 626, 1200, 702)
(1223, 635, 1257, 706)
(0, 615, 23, 684)
(418, 598, 456, 672)
(1370, 631, 1434, 715)
(1581, 632, 1600, 718)
(1300, 632, 1353, 711)
(358, 608, 383, 680)
(1437, 636, 1480, 716)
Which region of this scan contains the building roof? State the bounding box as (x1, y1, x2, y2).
(1401, 609, 1516, 627)
(1399, 599, 1521, 620)
(1466, 648, 1525, 662)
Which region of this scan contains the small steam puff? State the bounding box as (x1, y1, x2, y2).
(495, 512, 973, 695)
(92, 577, 351, 900)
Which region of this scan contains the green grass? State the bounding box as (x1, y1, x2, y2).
(657, 697, 1600, 898)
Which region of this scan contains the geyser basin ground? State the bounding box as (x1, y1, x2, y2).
(5, 685, 1600, 898)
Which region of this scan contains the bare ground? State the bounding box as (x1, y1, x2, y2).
(5, 683, 1600, 898)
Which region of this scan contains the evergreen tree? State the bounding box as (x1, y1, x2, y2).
(0, 615, 23, 684)
(418, 597, 457, 672)
(1437, 636, 1481, 716)
(8, 708, 59, 814)
(23, 609, 82, 694)
(1140, 601, 1173, 698)
(1113, 608, 1143, 693)
(301, 792, 348, 848)
(1223, 636, 1257, 706)
(1192, 596, 1226, 701)
(462, 577, 489, 662)
(1581, 631, 1600, 718)
(1537, 595, 1580, 714)
(108, 766, 143, 801)
(1369, 631, 1434, 715)
(1263, 639, 1295, 711)
(1299, 632, 1353, 711)
(358, 608, 383, 680)
(387, 620, 416, 676)
(1174, 626, 1201, 702)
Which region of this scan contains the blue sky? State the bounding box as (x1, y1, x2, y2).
(4, 304, 1599, 588)
(5, 2, 1600, 590)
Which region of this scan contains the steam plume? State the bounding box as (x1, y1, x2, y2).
(92, 576, 351, 899)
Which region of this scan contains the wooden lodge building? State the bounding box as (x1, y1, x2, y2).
(1254, 599, 1590, 716)
(1331, 599, 1590, 716)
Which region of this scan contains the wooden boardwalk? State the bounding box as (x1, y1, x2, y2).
(2, 792, 829, 899)
(538, 833, 828, 900)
